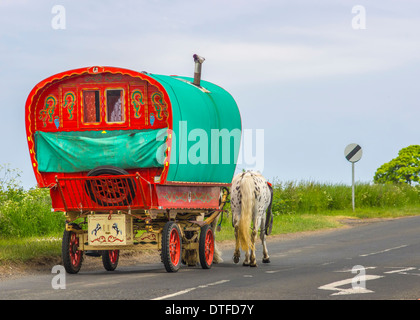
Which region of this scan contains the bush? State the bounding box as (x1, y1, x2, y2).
(0, 187, 65, 238)
(374, 145, 420, 185)
(0, 164, 65, 238)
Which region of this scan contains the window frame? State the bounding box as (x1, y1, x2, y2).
(105, 88, 125, 124)
(81, 89, 101, 125)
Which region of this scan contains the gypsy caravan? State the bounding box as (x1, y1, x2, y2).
(25, 56, 241, 273)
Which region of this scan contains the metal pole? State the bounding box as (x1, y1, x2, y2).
(352, 162, 355, 212)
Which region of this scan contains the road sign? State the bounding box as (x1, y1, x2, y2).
(344, 143, 363, 212)
(345, 143, 362, 163)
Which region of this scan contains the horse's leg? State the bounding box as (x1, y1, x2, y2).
(232, 210, 241, 263)
(248, 208, 260, 267)
(249, 228, 258, 267)
(233, 226, 241, 264)
(241, 207, 250, 266)
(261, 230, 270, 263)
(259, 211, 270, 263)
(242, 211, 252, 267)
(243, 250, 250, 266)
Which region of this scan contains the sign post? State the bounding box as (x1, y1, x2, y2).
(344, 143, 363, 211)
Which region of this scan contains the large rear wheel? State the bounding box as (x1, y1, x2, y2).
(199, 224, 214, 269)
(161, 221, 182, 272)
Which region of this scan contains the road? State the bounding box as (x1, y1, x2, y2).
(1, 215, 420, 301)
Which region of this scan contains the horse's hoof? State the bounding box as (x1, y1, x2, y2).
(233, 256, 240, 264)
(242, 262, 250, 267)
(262, 258, 271, 263)
(250, 263, 257, 267)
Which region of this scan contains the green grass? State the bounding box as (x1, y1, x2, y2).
(271, 214, 342, 234)
(271, 180, 420, 214)
(0, 236, 62, 262)
(213, 212, 342, 242)
(0, 185, 65, 263)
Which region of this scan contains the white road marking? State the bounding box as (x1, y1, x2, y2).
(384, 267, 416, 274)
(265, 267, 296, 274)
(335, 267, 377, 273)
(318, 275, 383, 296)
(151, 279, 230, 300)
(359, 245, 407, 257)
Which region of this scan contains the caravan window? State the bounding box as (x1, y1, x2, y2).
(106, 89, 124, 123)
(83, 90, 100, 123)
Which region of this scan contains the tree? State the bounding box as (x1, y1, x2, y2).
(373, 145, 420, 185)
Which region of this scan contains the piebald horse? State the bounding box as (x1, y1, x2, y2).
(231, 171, 273, 267)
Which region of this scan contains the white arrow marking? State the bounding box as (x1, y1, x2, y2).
(318, 275, 383, 296)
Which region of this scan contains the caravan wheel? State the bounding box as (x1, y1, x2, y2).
(161, 221, 182, 272)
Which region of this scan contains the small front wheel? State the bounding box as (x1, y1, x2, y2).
(161, 221, 182, 272)
(199, 224, 214, 269)
(102, 250, 120, 271)
(62, 224, 83, 274)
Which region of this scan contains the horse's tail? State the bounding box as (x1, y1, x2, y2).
(238, 173, 255, 252)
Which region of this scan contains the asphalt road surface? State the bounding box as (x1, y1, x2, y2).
(1, 215, 420, 301)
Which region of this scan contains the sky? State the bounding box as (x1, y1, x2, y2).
(0, 0, 419, 189)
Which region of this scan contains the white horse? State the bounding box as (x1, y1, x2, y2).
(231, 171, 273, 267)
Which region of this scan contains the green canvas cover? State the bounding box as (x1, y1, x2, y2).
(149, 75, 242, 184)
(35, 129, 166, 173)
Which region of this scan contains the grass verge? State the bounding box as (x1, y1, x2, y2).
(0, 236, 62, 263)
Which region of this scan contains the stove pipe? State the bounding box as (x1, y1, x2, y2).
(193, 54, 205, 86)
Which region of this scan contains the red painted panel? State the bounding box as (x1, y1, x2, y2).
(156, 185, 220, 209)
(50, 172, 157, 212)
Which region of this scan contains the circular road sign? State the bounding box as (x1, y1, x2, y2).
(344, 143, 362, 163)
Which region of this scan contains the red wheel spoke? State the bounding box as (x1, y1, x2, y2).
(205, 230, 214, 264)
(169, 229, 180, 265)
(109, 250, 119, 264)
(69, 233, 81, 267)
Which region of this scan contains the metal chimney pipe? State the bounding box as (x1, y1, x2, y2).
(193, 54, 205, 86)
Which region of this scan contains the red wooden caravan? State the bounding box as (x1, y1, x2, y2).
(25, 56, 241, 273)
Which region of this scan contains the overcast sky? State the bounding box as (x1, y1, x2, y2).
(1, 0, 419, 189)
